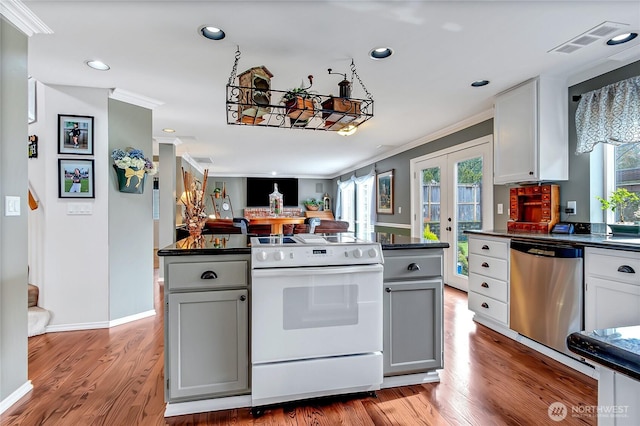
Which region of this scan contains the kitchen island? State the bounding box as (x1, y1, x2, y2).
(568, 326, 640, 425)
(158, 232, 448, 417)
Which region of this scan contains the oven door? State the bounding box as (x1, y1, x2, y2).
(251, 264, 383, 364)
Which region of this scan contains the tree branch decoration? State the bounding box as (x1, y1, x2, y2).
(181, 167, 209, 236)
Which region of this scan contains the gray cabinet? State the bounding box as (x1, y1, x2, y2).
(164, 255, 250, 402)
(382, 249, 443, 376)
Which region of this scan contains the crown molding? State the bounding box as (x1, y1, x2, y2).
(109, 88, 164, 110)
(181, 153, 208, 176)
(154, 137, 183, 146)
(332, 108, 494, 179)
(0, 0, 53, 36)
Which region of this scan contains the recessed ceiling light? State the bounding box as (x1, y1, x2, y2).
(471, 80, 490, 87)
(607, 32, 638, 45)
(85, 60, 110, 71)
(162, 128, 176, 133)
(369, 47, 393, 60)
(199, 25, 226, 40)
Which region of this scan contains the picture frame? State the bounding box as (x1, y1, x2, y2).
(58, 158, 95, 198)
(376, 169, 394, 214)
(58, 114, 94, 155)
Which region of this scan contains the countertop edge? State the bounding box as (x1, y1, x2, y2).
(567, 332, 640, 381)
(465, 230, 640, 252)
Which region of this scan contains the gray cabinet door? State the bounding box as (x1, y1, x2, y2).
(383, 279, 443, 376)
(167, 289, 249, 400)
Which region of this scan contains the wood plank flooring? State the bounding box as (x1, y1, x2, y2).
(2, 274, 597, 425)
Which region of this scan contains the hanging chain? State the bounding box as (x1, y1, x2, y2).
(350, 60, 373, 101)
(227, 46, 241, 86)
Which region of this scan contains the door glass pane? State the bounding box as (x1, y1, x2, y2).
(421, 166, 441, 240)
(455, 157, 483, 277)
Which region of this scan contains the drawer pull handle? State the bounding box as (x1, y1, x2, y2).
(481, 282, 489, 288)
(481, 245, 489, 250)
(385, 288, 391, 293)
(407, 263, 420, 271)
(481, 262, 489, 268)
(481, 302, 489, 309)
(618, 265, 636, 274)
(200, 271, 218, 280)
(239, 295, 247, 302)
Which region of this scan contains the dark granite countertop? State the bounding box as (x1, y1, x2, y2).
(567, 326, 640, 381)
(465, 229, 640, 252)
(158, 232, 449, 256)
(158, 234, 252, 256)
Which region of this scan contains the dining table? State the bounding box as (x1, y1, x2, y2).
(249, 216, 306, 235)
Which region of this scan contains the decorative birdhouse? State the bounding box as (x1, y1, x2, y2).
(237, 66, 273, 124)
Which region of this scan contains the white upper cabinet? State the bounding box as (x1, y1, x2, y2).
(493, 76, 568, 184)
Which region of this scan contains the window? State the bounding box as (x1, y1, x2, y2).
(337, 170, 375, 234)
(605, 143, 640, 223)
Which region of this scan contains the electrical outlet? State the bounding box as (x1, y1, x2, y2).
(497, 203, 504, 214)
(567, 201, 577, 215)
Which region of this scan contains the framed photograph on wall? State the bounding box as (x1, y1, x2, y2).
(376, 169, 394, 214)
(58, 158, 95, 198)
(58, 114, 94, 155)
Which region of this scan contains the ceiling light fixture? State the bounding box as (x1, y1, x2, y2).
(85, 60, 110, 71)
(471, 80, 490, 87)
(337, 124, 358, 136)
(200, 25, 226, 40)
(369, 47, 393, 60)
(606, 32, 638, 45)
(162, 128, 176, 133)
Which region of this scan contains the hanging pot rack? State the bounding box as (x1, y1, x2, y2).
(225, 47, 374, 132)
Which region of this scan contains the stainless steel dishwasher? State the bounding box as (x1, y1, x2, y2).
(509, 240, 583, 357)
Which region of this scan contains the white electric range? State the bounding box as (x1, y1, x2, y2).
(250, 233, 384, 413)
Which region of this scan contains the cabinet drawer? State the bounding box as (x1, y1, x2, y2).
(168, 260, 248, 290)
(469, 256, 508, 281)
(383, 252, 442, 280)
(469, 273, 508, 302)
(469, 238, 508, 258)
(468, 292, 508, 324)
(586, 248, 640, 286)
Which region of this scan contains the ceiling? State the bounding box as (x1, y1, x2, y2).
(23, 1, 640, 178)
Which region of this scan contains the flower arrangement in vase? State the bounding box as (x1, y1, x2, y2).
(181, 168, 209, 236)
(111, 147, 157, 193)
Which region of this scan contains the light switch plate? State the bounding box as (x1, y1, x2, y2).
(5, 196, 20, 216)
(497, 203, 504, 214)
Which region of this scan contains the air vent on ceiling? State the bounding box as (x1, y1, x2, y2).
(549, 21, 629, 54)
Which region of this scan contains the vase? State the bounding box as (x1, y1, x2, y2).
(187, 217, 207, 236)
(114, 165, 146, 194)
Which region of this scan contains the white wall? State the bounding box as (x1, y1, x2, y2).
(28, 84, 110, 328)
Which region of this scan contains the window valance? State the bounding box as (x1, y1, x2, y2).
(575, 75, 640, 154)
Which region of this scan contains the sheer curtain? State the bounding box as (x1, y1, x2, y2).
(336, 169, 375, 234)
(576, 75, 640, 154)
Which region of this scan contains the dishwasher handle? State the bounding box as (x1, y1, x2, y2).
(510, 240, 583, 259)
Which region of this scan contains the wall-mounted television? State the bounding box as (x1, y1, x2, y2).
(246, 177, 298, 207)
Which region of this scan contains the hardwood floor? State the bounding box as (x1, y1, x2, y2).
(2, 275, 596, 425)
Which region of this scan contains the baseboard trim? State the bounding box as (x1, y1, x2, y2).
(381, 370, 440, 389)
(45, 309, 156, 333)
(109, 309, 156, 328)
(165, 395, 251, 417)
(0, 381, 33, 415)
(472, 315, 598, 379)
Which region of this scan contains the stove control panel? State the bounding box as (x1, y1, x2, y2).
(251, 243, 383, 268)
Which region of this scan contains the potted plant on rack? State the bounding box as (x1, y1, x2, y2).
(281, 75, 317, 126)
(596, 187, 640, 235)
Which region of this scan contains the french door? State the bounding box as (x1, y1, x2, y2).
(410, 136, 493, 291)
